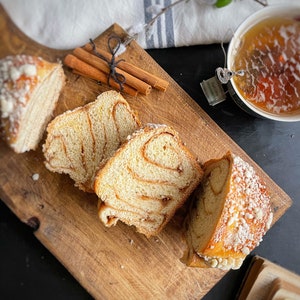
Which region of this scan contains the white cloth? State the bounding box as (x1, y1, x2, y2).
(0, 0, 298, 50)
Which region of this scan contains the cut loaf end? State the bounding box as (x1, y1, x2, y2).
(182, 151, 273, 270)
(95, 124, 204, 237)
(0, 55, 65, 153)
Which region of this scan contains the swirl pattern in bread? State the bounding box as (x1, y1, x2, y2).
(95, 124, 203, 237)
(182, 151, 273, 270)
(43, 91, 141, 192)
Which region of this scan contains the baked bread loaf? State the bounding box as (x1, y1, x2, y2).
(95, 124, 203, 237)
(182, 151, 273, 270)
(43, 91, 141, 192)
(0, 55, 65, 153)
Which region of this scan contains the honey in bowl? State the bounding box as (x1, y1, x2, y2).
(231, 15, 300, 116)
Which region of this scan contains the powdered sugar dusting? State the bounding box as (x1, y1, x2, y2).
(215, 154, 273, 256)
(198, 154, 273, 270)
(0, 55, 39, 140)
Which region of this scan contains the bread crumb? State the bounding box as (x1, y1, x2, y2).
(32, 173, 39, 181)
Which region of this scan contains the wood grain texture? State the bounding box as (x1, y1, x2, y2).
(0, 4, 292, 300)
(237, 256, 300, 299)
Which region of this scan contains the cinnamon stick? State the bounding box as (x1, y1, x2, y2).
(84, 43, 169, 92)
(64, 54, 138, 97)
(73, 47, 152, 96)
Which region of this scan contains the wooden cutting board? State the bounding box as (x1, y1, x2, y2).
(0, 5, 292, 300)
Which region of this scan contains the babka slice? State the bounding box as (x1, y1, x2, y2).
(0, 55, 65, 153)
(182, 151, 273, 270)
(43, 90, 141, 192)
(95, 124, 203, 237)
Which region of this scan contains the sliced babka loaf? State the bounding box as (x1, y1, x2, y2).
(43, 90, 141, 192)
(95, 124, 203, 237)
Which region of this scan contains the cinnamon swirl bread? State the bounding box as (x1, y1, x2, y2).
(95, 124, 203, 237)
(43, 91, 141, 192)
(182, 152, 273, 270)
(0, 55, 65, 153)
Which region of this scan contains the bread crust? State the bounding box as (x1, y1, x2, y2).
(182, 151, 273, 270)
(0, 55, 65, 153)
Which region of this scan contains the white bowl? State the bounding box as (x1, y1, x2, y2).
(227, 4, 300, 122)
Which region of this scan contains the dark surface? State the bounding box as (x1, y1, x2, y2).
(1, 44, 299, 299)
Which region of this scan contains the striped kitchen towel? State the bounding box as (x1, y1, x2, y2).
(1, 0, 298, 50)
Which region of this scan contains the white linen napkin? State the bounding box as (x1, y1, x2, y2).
(0, 0, 298, 50)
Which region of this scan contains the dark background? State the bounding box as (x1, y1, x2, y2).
(1, 44, 299, 299)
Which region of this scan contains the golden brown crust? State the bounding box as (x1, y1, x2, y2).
(181, 244, 210, 268)
(182, 151, 273, 270)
